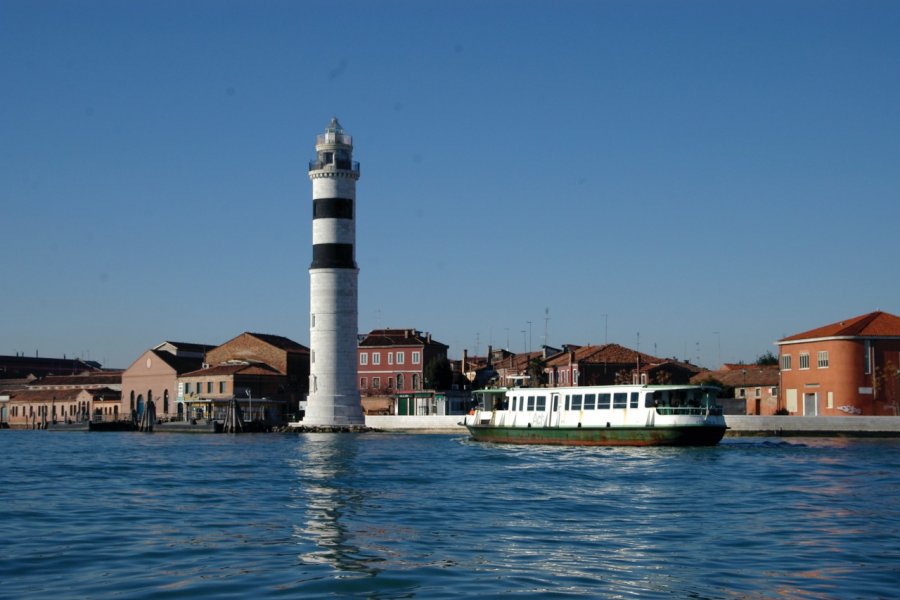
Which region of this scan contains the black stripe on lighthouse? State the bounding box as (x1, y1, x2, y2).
(311, 243, 355, 269)
(313, 198, 354, 219)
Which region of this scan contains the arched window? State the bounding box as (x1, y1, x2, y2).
(412, 374, 419, 390)
(163, 389, 169, 414)
(136, 394, 144, 418)
(396, 374, 404, 390)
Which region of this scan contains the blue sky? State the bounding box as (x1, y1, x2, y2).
(2, 0, 899, 369)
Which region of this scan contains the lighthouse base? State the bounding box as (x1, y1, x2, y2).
(303, 393, 365, 426)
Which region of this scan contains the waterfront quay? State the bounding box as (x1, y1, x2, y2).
(361, 414, 900, 437)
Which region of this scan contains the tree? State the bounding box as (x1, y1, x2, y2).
(424, 357, 453, 390)
(527, 357, 547, 387)
(756, 351, 778, 366)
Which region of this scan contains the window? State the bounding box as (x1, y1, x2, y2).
(373, 353, 381, 365)
(360, 352, 368, 366)
(739, 388, 746, 397)
(373, 377, 381, 389)
(630, 392, 639, 408)
(799, 353, 810, 370)
(613, 393, 627, 409)
(584, 394, 596, 410)
(207, 382, 212, 393)
(644, 393, 655, 408)
(755, 387, 761, 398)
(571, 394, 582, 410)
(219, 381, 226, 393)
(412, 351, 420, 364)
(388, 377, 394, 389)
(185, 383, 192, 394)
(781, 354, 792, 371)
(527, 396, 536, 411)
(396, 351, 404, 364)
(412, 374, 419, 389)
(573, 369, 579, 385)
(388, 352, 393, 365)
(864, 340, 872, 374)
(360, 377, 367, 388)
(598, 393, 611, 409)
(817, 351, 829, 369)
(536, 396, 546, 411)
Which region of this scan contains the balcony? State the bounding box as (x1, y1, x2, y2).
(308, 159, 360, 174)
(316, 132, 352, 146)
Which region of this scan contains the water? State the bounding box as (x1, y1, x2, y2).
(2, 432, 900, 599)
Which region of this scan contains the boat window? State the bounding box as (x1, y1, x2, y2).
(598, 393, 611, 409)
(613, 393, 627, 409)
(630, 392, 639, 408)
(527, 396, 536, 411)
(644, 393, 655, 408)
(571, 394, 583, 410)
(509, 396, 516, 411)
(565, 395, 570, 410)
(584, 393, 596, 410)
(536, 396, 546, 411)
(553, 396, 559, 411)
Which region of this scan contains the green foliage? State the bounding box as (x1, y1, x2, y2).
(756, 351, 778, 366)
(424, 356, 453, 390)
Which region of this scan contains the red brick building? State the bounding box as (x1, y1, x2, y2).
(691, 364, 780, 415)
(357, 329, 448, 394)
(202, 332, 310, 415)
(545, 344, 697, 387)
(777, 311, 900, 416)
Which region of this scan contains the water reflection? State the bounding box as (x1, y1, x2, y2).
(289, 434, 384, 578)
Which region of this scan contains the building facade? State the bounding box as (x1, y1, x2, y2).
(777, 311, 900, 416)
(357, 328, 449, 395)
(122, 343, 211, 421)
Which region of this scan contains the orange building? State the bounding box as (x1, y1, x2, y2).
(777, 311, 900, 416)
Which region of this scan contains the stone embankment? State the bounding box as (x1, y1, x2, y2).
(725, 415, 900, 437)
(303, 415, 900, 437)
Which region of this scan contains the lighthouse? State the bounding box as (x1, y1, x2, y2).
(304, 118, 365, 426)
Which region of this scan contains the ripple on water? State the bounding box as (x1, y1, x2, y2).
(2, 432, 900, 598)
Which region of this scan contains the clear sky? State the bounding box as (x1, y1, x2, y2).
(2, 0, 899, 369)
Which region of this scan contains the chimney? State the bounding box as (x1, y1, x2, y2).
(569, 350, 575, 365)
(462, 349, 468, 372)
(426, 332, 431, 343)
(487, 345, 493, 366)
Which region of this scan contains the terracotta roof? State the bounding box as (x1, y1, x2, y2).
(493, 350, 546, 371)
(779, 311, 900, 342)
(359, 328, 447, 348)
(691, 365, 779, 387)
(155, 341, 217, 353)
(29, 372, 123, 387)
(545, 344, 662, 367)
(150, 350, 206, 374)
(246, 333, 310, 353)
(84, 387, 122, 401)
(181, 363, 282, 378)
(9, 388, 85, 403)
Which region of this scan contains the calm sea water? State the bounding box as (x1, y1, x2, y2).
(2, 431, 900, 599)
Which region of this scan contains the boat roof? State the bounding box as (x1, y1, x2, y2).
(473, 384, 719, 395)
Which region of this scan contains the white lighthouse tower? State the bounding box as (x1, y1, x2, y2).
(304, 118, 365, 426)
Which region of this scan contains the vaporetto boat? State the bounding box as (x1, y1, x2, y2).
(463, 384, 727, 446)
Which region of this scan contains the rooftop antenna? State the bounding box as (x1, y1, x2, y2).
(543, 307, 550, 347)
